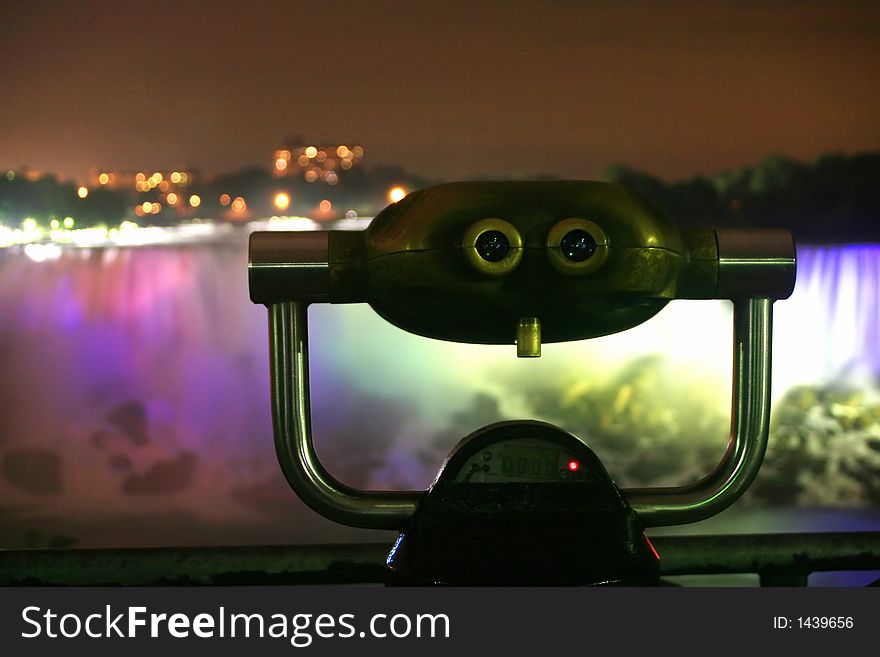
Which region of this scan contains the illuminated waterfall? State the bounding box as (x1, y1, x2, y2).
(0, 239, 877, 547)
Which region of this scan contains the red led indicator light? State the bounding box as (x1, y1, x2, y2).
(567, 460, 580, 472)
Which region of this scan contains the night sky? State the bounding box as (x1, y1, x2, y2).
(1, 0, 877, 183)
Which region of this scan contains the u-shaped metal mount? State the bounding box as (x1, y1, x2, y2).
(268, 297, 773, 529)
(270, 301, 422, 530)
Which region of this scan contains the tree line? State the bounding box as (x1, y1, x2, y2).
(2, 152, 877, 242)
(602, 152, 880, 244)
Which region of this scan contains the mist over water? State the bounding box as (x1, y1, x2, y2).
(0, 238, 878, 548)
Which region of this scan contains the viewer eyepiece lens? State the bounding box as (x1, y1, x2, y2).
(560, 229, 596, 262)
(475, 230, 511, 262)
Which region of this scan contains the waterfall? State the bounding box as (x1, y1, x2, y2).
(0, 239, 877, 547)
(775, 245, 880, 391)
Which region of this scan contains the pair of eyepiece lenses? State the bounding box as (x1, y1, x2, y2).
(475, 229, 596, 263)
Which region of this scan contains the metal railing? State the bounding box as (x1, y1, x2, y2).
(2, 532, 878, 586)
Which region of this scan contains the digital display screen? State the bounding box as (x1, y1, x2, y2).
(500, 445, 559, 479)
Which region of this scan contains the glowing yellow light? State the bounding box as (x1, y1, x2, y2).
(280, 150, 291, 160)
(304, 170, 319, 182)
(170, 171, 182, 184)
(336, 145, 350, 158)
(98, 173, 110, 185)
(167, 192, 178, 205)
(179, 172, 189, 184)
(151, 172, 163, 184)
(151, 203, 161, 214)
(388, 186, 407, 203)
(22, 218, 38, 231)
(305, 146, 318, 158)
(6, 170, 15, 181)
(275, 158, 288, 171)
(319, 199, 332, 213)
(77, 186, 89, 199)
(273, 192, 291, 211)
(136, 172, 146, 182)
(219, 193, 231, 206)
(231, 196, 246, 212)
(50, 218, 60, 229)
(142, 202, 153, 213)
(63, 216, 74, 228)
(189, 194, 201, 208)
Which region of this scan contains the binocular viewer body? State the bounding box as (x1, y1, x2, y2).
(250, 180, 795, 350)
(249, 180, 796, 549)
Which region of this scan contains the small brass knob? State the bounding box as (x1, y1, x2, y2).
(516, 317, 541, 358)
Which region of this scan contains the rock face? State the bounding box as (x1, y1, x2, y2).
(2, 448, 63, 494)
(122, 451, 198, 495)
(106, 400, 150, 446)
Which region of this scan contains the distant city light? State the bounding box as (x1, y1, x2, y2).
(275, 158, 288, 171)
(167, 192, 178, 205)
(189, 194, 201, 208)
(219, 193, 231, 206)
(345, 210, 357, 219)
(136, 172, 146, 182)
(142, 202, 153, 214)
(23, 242, 62, 263)
(1, 217, 247, 250)
(170, 171, 182, 184)
(273, 192, 291, 211)
(337, 145, 350, 158)
(326, 171, 339, 185)
(304, 170, 319, 182)
(77, 186, 89, 199)
(305, 146, 318, 158)
(319, 199, 332, 213)
(98, 173, 110, 185)
(5, 170, 14, 181)
(388, 186, 407, 203)
(231, 196, 246, 213)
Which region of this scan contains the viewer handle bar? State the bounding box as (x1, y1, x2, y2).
(269, 301, 421, 530)
(622, 297, 772, 526)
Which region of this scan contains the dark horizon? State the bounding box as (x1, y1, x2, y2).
(1, 1, 878, 184)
